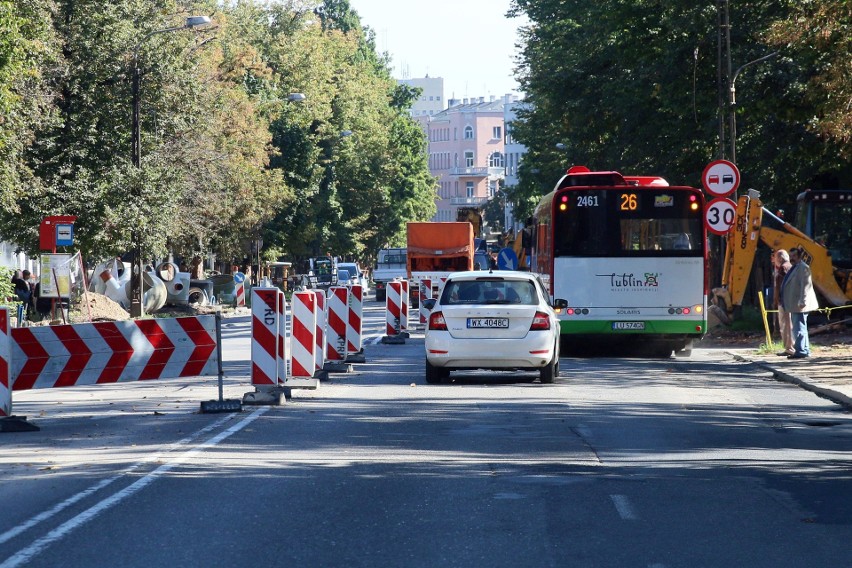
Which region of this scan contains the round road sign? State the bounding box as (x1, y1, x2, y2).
(705, 197, 737, 235)
(496, 248, 518, 270)
(233, 271, 246, 283)
(702, 160, 740, 197)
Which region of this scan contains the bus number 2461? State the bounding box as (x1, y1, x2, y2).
(577, 195, 600, 207)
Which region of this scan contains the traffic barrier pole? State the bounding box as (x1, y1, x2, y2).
(289, 290, 319, 389)
(233, 271, 247, 307)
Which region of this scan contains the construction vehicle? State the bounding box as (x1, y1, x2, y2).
(407, 222, 475, 300)
(713, 188, 852, 319)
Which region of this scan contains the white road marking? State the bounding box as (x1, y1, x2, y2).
(610, 494, 638, 520)
(0, 408, 269, 568)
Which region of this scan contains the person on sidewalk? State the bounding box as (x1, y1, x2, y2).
(772, 249, 794, 356)
(780, 247, 819, 358)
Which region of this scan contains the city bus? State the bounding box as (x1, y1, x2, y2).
(530, 166, 707, 356)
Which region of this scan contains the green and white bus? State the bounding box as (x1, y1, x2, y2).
(530, 166, 707, 356)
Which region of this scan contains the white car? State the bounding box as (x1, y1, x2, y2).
(424, 270, 565, 384)
(337, 262, 367, 291)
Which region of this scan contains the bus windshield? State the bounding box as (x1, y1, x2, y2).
(553, 189, 704, 257)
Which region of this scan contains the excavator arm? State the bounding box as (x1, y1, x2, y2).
(715, 190, 852, 316)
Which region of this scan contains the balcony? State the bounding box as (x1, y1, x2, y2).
(449, 167, 488, 177)
(450, 196, 489, 206)
(448, 166, 507, 180)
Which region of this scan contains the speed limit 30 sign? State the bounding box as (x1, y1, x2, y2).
(705, 197, 737, 235)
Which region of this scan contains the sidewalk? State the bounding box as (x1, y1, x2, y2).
(729, 349, 852, 410)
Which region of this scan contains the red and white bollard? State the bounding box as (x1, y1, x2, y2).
(346, 284, 364, 360)
(234, 271, 246, 307)
(288, 290, 319, 389)
(325, 286, 349, 364)
(419, 278, 432, 325)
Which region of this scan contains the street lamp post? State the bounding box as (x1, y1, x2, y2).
(129, 16, 212, 317)
(729, 51, 778, 165)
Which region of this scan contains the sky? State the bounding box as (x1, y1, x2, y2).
(350, 0, 527, 101)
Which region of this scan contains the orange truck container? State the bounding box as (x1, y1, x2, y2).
(407, 222, 475, 298)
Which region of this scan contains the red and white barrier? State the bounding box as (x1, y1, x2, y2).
(313, 289, 327, 374)
(10, 317, 218, 390)
(419, 278, 432, 325)
(386, 281, 403, 336)
(235, 282, 246, 307)
(277, 290, 288, 384)
(326, 286, 349, 361)
(251, 288, 280, 387)
(346, 284, 363, 355)
(0, 308, 10, 417)
(400, 279, 410, 331)
(289, 290, 318, 388)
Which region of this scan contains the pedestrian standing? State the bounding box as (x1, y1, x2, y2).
(780, 247, 819, 359)
(772, 249, 794, 356)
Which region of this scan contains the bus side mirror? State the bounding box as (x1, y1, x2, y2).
(553, 299, 568, 309)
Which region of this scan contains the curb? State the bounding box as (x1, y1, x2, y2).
(729, 351, 852, 411)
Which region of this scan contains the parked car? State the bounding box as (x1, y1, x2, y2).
(337, 262, 367, 291)
(423, 270, 565, 384)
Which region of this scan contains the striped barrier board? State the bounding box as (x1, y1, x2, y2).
(346, 284, 363, 355)
(289, 290, 318, 389)
(325, 286, 348, 361)
(276, 289, 287, 384)
(312, 289, 327, 374)
(419, 278, 432, 325)
(251, 288, 280, 387)
(386, 281, 403, 336)
(400, 279, 409, 331)
(8, 317, 218, 390)
(0, 308, 10, 417)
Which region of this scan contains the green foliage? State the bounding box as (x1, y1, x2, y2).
(509, 0, 852, 213)
(0, 0, 435, 270)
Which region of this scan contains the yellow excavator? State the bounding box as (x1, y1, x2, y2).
(713, 188, 852, 319)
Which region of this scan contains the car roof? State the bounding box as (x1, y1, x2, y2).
(445, 270, 536, 281)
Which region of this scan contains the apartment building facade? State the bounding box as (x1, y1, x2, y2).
(425, 96, 507, 224)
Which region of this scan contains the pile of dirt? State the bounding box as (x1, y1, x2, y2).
(69, 292, 130, 323)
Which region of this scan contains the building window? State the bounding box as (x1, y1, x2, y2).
(465, 151, 474, 168)
(464, 125, 474, 140)
(493, 126, 502, 140)
(466, 182, 475, 198)
(488, 152, 504, 168)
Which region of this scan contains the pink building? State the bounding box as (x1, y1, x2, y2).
(423, 96, 507, 224)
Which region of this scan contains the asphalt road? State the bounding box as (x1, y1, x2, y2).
(2, 300, 852, 567)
